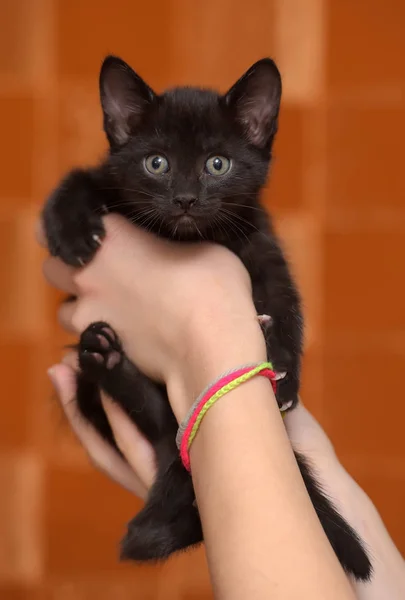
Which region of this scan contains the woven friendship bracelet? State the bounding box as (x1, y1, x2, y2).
(176, 362, 279, 472)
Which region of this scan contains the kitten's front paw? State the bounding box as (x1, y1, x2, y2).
(275, 375, 298, 412)
(42, 169, 106, 267)
(79, 321, 123, 381)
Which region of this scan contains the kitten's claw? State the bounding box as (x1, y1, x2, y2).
(92, 234, 102, 246)
(274, 371, 287, 381)
(258, 314, 272, 326)
(77, 257, 85, 267)
(279, 399, 294, 412)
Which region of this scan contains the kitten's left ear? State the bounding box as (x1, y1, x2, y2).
(99, 55, 156, 147)
(224, 58, 282, 148)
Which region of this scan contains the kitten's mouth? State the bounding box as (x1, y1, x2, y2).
(178, 215, 194, 226)
(172, 214, 202, 237)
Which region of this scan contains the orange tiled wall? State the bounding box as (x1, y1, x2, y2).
(1, 1, 404, 598)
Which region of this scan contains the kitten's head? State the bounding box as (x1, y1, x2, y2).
(99, 55, 281, 240)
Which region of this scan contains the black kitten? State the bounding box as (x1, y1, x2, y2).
(43, 56, 372, 580)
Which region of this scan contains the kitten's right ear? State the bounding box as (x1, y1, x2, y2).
(99, 55, 156, 147)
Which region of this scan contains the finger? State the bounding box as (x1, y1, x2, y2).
(284, 401, 336, 459)
(47, 363, 148, 498)
(57, 300, 78, 334)
(102, 396, 157, 489)
(59, 352, 156, 489)
(35, 218, 47, 248)
(43, 256, 79, 295)
(61, 350, 79, 370)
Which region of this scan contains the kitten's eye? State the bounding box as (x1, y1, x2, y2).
(145, 154, 169, 174)
(205, 156, 231, 176)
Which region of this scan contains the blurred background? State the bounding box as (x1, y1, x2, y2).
(1, 0, 404, 597)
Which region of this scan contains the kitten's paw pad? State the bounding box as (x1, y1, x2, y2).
(79, 321, 122, 377)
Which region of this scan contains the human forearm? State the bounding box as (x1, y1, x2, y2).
(169, 323, 356, 600)
(344, 486, 405, 599)
(285, 404, 405, 599)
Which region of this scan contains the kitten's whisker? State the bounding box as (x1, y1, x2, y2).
(94, 199, 152, 213)
(130, 208, 158, 220)
(126, 212, 155, 226)
(218, 211, 251, 244)
(224, 217, 250, 245)
(212, 215, 230, 241)
(222, 200, 265, 212)
(100, 187, 167, 203)
(132, 209, 162, 232)
(193, 220, 205, 240)
(101, 187, 156, 197)
(216, 214, 241, 243)
(220, 207, 260, 232)
(150, 214, 163, 232)
(220, 208, 268, 242)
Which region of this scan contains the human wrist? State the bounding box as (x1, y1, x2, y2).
(166, 297, 267, 422)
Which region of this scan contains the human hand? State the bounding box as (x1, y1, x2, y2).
(39, 213, 266, 420)
(48, 352, 157, 500)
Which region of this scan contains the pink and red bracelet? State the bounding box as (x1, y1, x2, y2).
(176, 361, 282, 472)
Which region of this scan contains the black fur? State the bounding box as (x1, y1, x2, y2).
(43, 55, 372, 580)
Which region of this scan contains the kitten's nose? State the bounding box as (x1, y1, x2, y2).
(173, 195, 196, 211)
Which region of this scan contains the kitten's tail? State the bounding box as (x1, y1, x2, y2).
(295, 451, 372, 581)
(120, 456, 203, 562)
